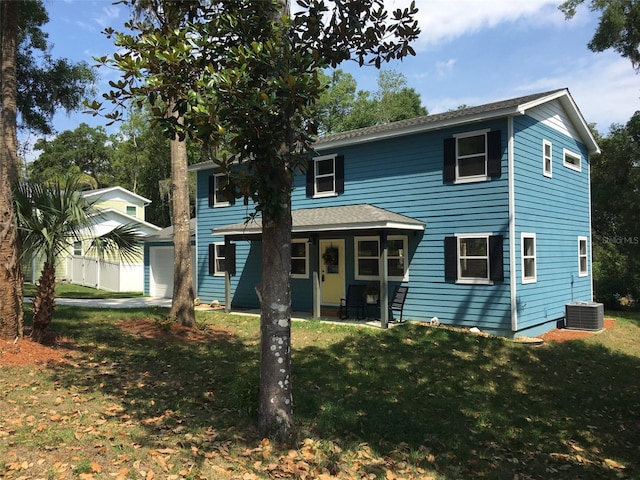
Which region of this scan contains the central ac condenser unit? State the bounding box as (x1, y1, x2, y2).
(565, 302, 604, 331)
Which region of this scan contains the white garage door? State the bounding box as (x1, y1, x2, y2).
(150, 246, 174, 298)
(149, 245, 198, 298)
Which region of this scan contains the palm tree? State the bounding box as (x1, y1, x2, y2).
(14, 175, 143, 342)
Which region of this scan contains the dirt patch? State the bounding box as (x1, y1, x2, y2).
(0, 318, 234, 367)
(539, 317, 615, 343)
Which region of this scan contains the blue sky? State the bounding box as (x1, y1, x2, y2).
(36, 0, 640, 147)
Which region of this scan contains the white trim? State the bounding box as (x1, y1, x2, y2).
(455, 233, 492, 284)
(312, 154, 338, 198)
(542, 139, 553, 178)
(291, 239, 309, 279)
(578, 236, 588, 277)
(587, 157, 594, 298)
(213, 242, 226, 276)
(454, 130, 490, 183)
(563, 148, 582, 172)
(81, 186, 152, 205)
(521, 232, 537, 284)
(508, 116, 518, 331)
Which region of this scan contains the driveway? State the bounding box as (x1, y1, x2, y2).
(26, 297, 173, 309)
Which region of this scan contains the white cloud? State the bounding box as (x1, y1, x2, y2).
(435, 58, 456, 77)
(386, 0, 566, 48)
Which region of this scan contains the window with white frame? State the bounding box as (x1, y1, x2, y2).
(458, 235, 490, 281)
(307, 154, 345, 198)
(521, 233, 536, 283)
(578, 236, 588, 276)
(443, 129, 502, 183)
(291, 239, 309, 278)
(126, 205, 137, 217)
(314, 155, 337, 196)
(563, 148, 581, 171)
(73, 241, 83, 256)
(354, 235, 408, 281)
(444, 234, 504, 284)
(213, 243, 226, 275)
(214, 174, 231, 207)
(543, 140, 552, 177)
(456, 131, 488, 180)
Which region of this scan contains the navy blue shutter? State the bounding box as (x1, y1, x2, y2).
(306, 159, 314, 196)
(208, 176, 215, 207)
(444, 236, 458, 281)
(208, 244, 215, 274)
(487, 130, 502, 178)
(335, 155, 345, 194)
(443, 138, 456, 182)
(226, 243, 236, 276)
(489, 235, 504, 282)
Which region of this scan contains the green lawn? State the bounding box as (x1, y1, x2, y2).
(1, 306, 638, 479)
(23, 282, 144, 299)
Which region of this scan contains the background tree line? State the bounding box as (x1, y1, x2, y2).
(25, 68, 428, 227)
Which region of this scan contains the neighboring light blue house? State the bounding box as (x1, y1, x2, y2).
(189, 88, 600, 338)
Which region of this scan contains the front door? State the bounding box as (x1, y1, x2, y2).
(320, 239, 345, 305)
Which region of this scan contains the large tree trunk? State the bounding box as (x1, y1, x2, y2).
(255, 0, 295, 440)
(257, 198, 294, 438)
(0, 0, 24, 341)
(31, 261, 56, 343)
(168, 109, 195, 327)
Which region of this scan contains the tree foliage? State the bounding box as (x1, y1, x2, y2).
(93, 0, 420, 437)
(14, 0, 96, 134)
(560, 0, 640, 70)
(316, 69, 427, 134)
(29, 123, 113, 188)
(590, 112, 640, 306)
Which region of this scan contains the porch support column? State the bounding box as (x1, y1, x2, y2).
(311, 234, 321, 319)
(224, 236, 231, 313)
(380, 230, 389, 328)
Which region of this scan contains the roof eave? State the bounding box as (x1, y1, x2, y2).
(314, 107, 525, 151)
(212, 221, 425, 237)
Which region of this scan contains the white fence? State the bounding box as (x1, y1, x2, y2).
(66, 255, 143, 292)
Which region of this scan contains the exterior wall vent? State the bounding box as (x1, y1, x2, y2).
(565, 302, 604, 331)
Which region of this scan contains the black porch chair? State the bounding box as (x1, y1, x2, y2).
(339, 284, 365, 320)
(389, 285, 409, 322)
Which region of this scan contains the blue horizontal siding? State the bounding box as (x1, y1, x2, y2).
(512, 115, 593, 336)
(193, 112, 592, 338)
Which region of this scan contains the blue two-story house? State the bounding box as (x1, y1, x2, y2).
(188, 88, 599, 338)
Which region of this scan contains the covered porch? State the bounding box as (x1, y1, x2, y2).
(212, 204, 425, 328)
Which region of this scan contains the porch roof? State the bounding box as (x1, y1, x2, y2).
(212, 204, 425, 237)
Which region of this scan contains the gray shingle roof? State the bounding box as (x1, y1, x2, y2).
(213, 204, 425, 236)
(145, 218, 196, 242)
(314, 88, 569, 148)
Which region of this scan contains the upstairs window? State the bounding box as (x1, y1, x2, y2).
(563, 148, 582, 172)
(521, 233, 537, 283)
(306, 154, 344, 197)
(126, 205, 137, 217)
(543, 140, 552, 177)
(73, 241, 83, 256)
(444, 234, 504, 284)
(578, 237, 588, 276)
(208, 173, 234, 207)
(443, 130, 502, 183)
